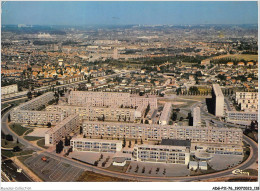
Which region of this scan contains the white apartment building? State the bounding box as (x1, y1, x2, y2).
(10, 92, 59, 124)
(45, 114, 80, 145)
(46, 105, 143, 122)
(235, 92, 258, 112)
(133, 144, 190, 165)
(10, 110, 63, 125)
(159, 102, 172, 125)
(70, 138, 122, 153)
(212, 84, 224, 117)
(82, 121, 243, 145)
(18, 92, 55, 110)
(68, 91, 157, 108)
(1, 84, 18, 95)
(194, 143, 243, 156)
(192, 107, 201, 127)
(226, 111, 258, 123)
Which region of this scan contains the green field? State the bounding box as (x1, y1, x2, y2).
(37, 138, 48, 149)
(10, 123, 29, 136)
(24, 129, 34, 135)
(212, 54, 258, 61)
(1, 139, 23, 149)
(24, 136, 43, 141)
(1, 149, 34, 158)
(225, 54, 258, 61)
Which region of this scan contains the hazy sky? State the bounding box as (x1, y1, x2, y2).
(1, 1, 258, 25)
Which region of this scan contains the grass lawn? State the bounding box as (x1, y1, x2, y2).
(225, 54, 258, 61)
(23, 136, 43, 141)
(106, 161, 130, 173)
(10, 123, 29, 136)
(1, 150, 14, 157)
(24, 129, 34, 135)
(37, 138, 48, 149)
(77, 171, 135, 182)
(1, 139, 23, 148)
(1, 149, 34, 158)
(1, 103, 9, 109)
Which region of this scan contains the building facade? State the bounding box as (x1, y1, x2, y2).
(226, 111, 258, 122)
(212, 84, 224, 117)
(192, 107, 201, 127)
(235, 92, 258, 112)
(159, 102, 172, 125)
(45, 114, 80, 145)
(68, 91, 157, 108)
(70, 138, 122, 153)
(82, 121, 243, 145)
(133, 144, 190, 165)
(1, 84, 18, 95)
(10, 92, 58, 124)
(46, 105, 141, 122)
(10, 110, 63, 125)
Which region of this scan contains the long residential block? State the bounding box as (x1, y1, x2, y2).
(46, 105, 142, 122)
(70, 138, 122, 153)
(45, 114, 80, 145)
(133, 144, 190, 165)
(68, 91, 157, 108)
(82, 121, 243, 145)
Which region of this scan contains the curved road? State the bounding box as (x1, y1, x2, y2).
(1, 106, 258, 182)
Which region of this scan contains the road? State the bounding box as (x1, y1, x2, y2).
(1, 94, 258, 182)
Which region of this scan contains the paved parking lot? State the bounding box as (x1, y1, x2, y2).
(208, 154, 243, 171)
(126, 161, 190, 177)
(24, 154, 83, 182)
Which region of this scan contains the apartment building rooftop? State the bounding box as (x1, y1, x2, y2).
(161, 139, 191, 147)
(212, 84, 224, 97)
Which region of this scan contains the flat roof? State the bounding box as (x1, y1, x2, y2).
(161, 139, 191, 147)
(70, 137, 122, 144)
(212, 84, 224, 97)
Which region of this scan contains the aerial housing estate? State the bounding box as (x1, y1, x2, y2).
(10, 89, 244, 167)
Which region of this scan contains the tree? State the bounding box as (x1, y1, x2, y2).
(128, 140, 132, 148)
(80, 126, 83, 134)
(94, 160, 99, 166)
(27, 91, 32, 99)
(171, 112, 177, 121)
(123, 137, 126, 148)
(135, 139, 137, 144)
(1, 131, 6, 139)
(65, 136, 70, 146)
(47, 122, 52, 128)
(83, 134, 86, 138)
(141, 139, 143, 144)
(13, 146, 21, 152)
(56, 140, 64, 153)
(16, 139, 19, 144)
(6, 134, 13, 141)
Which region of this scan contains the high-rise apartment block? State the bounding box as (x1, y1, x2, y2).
(212, 84, 224, 117)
